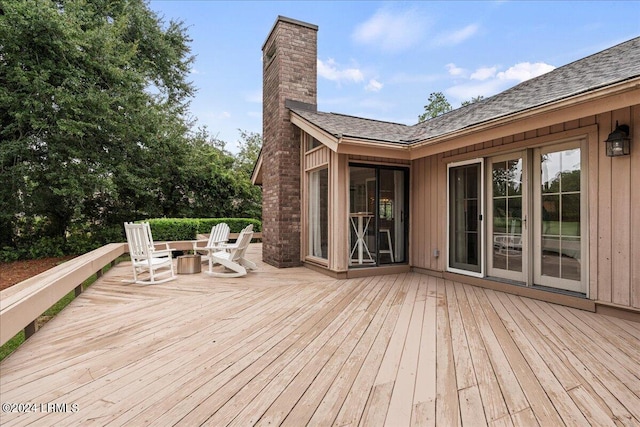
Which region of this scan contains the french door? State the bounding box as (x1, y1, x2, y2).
(450, 141, 586, 294)
(533, 142, 586, 293)
(487, 153, 527, 282)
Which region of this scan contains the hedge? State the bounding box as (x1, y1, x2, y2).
(145, 218, 261, 242)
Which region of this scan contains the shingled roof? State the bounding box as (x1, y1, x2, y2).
(290, 36, 640, 145)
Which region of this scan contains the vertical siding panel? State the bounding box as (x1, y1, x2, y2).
(426, 157, 434, 269)
(431, 155, 439, 270)
(588, 125, 599, 300)
(412, 158, 422, 268)
(611, 109, 631, 306)
(413, 158, 425, 268)
(333, 153, 349, 272)
(424, 157, 432, 269)
(631, 105, 640, 309)
(412, 159, 429, 268)
(438, 154, 447, 272)
(597, 113, 613, 303)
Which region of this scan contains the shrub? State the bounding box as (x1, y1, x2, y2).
(145, 218, 261, 241)
(195, 218, 261, 234)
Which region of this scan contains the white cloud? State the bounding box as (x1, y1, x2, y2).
(446, 63, 466, 77)
(365, 79, 383, 92)
(470, 66, 498, 81)
(352, 8, 429, 52)
(433, 24, 479, 47)
(496, 62, 556, 82)
(318, 58, 364, 84)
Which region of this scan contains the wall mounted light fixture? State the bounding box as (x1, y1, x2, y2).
(605, 121, 631, 157)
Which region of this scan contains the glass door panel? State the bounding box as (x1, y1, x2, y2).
(488, 155, 525, 281)
(534, 144, 584, 292)
(307, 168, 328, 259)
(449, 161, 482, 275)
(378, 169, 406, 264)
(349, 167, 376, 265)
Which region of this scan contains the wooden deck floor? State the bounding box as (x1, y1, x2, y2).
(1, 244, 639, 426)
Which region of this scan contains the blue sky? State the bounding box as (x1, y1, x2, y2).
(149, 1, 640, 152)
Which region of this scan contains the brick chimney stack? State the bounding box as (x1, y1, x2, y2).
(261, 16, 318, 267)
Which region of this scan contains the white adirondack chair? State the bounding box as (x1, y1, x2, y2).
(206, 225, 256, 277)
(124, 222, 176, 284)
(193, 222, 230, 260)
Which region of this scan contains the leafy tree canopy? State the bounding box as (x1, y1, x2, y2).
(418, 92, 452, 122)
(0, 0, 262, 258)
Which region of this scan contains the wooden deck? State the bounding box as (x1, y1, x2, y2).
(1, 244, 639, 426)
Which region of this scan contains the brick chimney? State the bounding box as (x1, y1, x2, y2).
(261, 16, 318, 267)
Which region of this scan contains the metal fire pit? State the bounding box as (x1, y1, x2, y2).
(176, 254, 202, 274)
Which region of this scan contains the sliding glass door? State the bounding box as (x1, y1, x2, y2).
(349, 165, 408, 267)
(448, 160, 483, 276)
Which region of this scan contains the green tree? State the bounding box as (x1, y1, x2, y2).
(0, 0, 195, 250)
(418, 92, 452, 122)
(233, 130, 262, 219)
(461, 95, 485, 107)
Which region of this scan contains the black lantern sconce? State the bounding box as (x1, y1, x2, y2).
(605, 121, 631, 157)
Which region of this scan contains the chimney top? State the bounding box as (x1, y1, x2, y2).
(262, 16, 318, 50)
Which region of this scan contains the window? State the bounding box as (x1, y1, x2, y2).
(308, 168, 329, 259)
(306, 137, 322, 152)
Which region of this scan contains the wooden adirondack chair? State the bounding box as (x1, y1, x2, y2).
(193, 222, 230, 260)
(206, 225, 256, 277)
(124, 222, 176, 284)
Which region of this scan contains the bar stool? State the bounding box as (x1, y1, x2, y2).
(379, 228, 394, 262)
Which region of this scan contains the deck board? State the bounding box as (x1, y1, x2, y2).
(1, 244, 639, 426)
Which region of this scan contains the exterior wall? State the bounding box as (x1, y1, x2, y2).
(410, 106, 640, 311)
(261, 17, 318, 267)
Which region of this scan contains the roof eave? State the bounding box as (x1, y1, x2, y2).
(290, 111, 340, 151)
(336, 136, 411, 160)
(290, 111, 411, 159)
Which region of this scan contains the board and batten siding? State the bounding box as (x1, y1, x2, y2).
(410, 106, 640, 311)
(304, 145, 330, 171)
